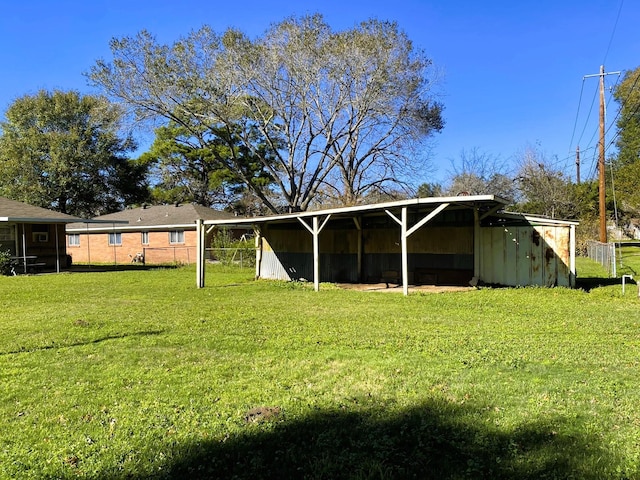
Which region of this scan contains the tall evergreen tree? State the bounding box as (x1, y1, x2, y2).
(140, 117, 274, 209)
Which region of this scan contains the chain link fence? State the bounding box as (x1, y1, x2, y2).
(142, 246, 195, 265)
(586, 240, 616, 277)
(206, 247, 256, 268)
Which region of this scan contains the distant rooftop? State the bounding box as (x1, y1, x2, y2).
(66, 203, 237, 231)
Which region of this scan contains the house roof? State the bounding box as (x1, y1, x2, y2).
(66, 203, 237, 232)
(0, 196, 84, 223)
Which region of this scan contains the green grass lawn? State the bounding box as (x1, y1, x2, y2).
(617, 243, 640, 279)
(1, 262, 639, 479)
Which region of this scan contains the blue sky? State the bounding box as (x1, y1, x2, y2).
(1, 0, 637, 186)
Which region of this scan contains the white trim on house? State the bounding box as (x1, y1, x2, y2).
(499, 212, 580, 226)
(67, 223, 194, 233)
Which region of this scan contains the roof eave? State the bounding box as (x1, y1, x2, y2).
(499, 211, 580, 226)
(201, 195, 509, 226)
(66, 222, 193, 233)
(1, 217, 83, 223)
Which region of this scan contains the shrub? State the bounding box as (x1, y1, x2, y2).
(209, 229, 256, 268)
(0, 248, 13, 276)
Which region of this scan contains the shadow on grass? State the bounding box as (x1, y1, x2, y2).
(104, 399, 620, 480)
(68, 264, 178, 273)
(0, 330, 164, 356)
(576, 276, 627, 292)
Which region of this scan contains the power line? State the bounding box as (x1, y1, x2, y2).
(578, 71, 621, 154)
(567, 78, 586, 153)
(605, 86, 640, 155)
(567, 0, 625, 173)
(602, 0, 625, 65)
(574, 79, 600, 153)
(578, 66, 621, 241)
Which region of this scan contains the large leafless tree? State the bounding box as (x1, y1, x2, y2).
(88, 14, 443, 213)
(445, 148, 516, 202)
(515, 145, 573, 218)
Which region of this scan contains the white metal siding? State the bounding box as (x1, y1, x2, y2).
(259, 250, 293, 281)
(480, 225, 572, 287)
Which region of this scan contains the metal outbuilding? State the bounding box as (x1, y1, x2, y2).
(195, 195, 577, 294)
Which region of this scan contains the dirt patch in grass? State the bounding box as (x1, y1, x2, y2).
(336, 283, 475, 293)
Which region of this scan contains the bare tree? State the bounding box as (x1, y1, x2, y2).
(88, 14, 443, 213)
(515, 145, 572, 218)
(445, 148, 516, 201)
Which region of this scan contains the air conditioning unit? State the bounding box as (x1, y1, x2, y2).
(33, 233, 48, 243)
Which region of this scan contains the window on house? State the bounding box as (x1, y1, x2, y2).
(68, 234, 80, 246)
(108, 232, 122, 246)
(169, 230, 184, 244)
(141, 231, 149, 245)
(0, 226, 13, 242)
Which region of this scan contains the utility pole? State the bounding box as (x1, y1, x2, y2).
(598, 65, 606, 243)
(575, 145, 580, 185)
(584, 65, 621, 243)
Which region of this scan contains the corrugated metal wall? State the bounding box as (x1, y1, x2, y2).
(480, 225, 572, 287)
(258, 223, 476, 284)
(259, 251, 359, 282)
(256, 216, 574, 287)
(259, 227, 360, 282)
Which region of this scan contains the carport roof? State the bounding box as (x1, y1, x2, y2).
(202, 194, 512, 226)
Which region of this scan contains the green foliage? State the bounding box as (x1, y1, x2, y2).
(449, 172, 516, 201)
(0, 248, 12, 276)
(1, 267, 640, 477)
(209, 229, 255, 267)
(0, 90, 149, 217)
(514, 146, 575, 218)
(141, 118, 275, 210)
(446, 148, 516, 202)
(613, 67, 640, 169)
(612, 159, 640, 216)
(564, 182, 600, 252)
(611, 67, 640, 215)
(566, 181, 599, 218)
(416, 182, 443, 197)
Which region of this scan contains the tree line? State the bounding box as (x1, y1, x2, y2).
(1, 13, 639, 244)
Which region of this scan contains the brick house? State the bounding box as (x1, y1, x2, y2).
(66, 203, 238, 265)
(1, 196, 82, 272)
